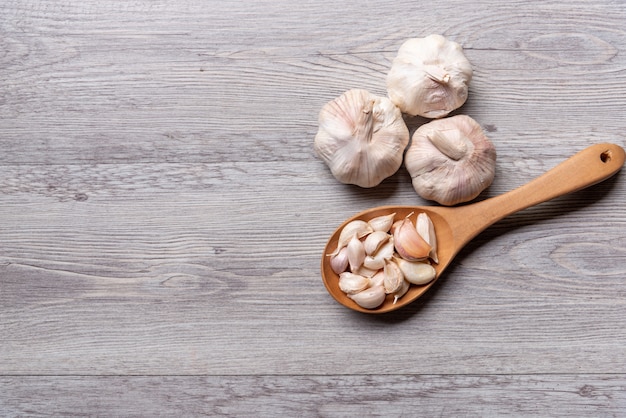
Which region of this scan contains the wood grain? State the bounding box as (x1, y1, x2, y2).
(1, 0, 626, 415)
(2, 375, 625, 417)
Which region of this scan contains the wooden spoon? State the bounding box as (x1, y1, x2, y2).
(321, 143, 625, 313)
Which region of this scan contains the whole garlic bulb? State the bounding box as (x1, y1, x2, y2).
(404, 115, 496, 206)
(386, 35, 472, 118)
(314, 89, 410, 188)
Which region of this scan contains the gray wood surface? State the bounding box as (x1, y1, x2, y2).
(2, 0, 626, 416)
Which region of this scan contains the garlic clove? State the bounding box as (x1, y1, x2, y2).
(348, 285, 386, 309)
(347, 233, 366, 272)
(393, 216, 431, 261)
(375, 238, 395, 261)
(394, 257, 437, 285)
(338, 272, 370, 295)
(416, 212, 438, 263)
(363, 255, 384, 271)
(368, 212, 396, 232)
(353, 265, 379, 278)
(383, 259, 405, 294)
(393, 279, 410, 304)
(364, 231, 391, 255)
(369, 271, 385, 288)
(428, 129, 467, 161)
(363, 237, 396, 270)
(330, 220, 373, 256)
(404, 115, 496, 206)
(329, 247, 350, 274)
(386, 35, 472, 118)
(314, 89, 410, 188)
(389, 219, 403, 235)
(363, 241, 395, 270)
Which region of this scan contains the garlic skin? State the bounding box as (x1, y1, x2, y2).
(368, 212, 396, 233)
(314, 89, 410, 188)
(346, 233, 366, 272)
(353, 265, 379, 278)
(393, 216, 431, 261)
(393, 279, 410, 304)
(416, 212, 438, 263)
(338, 272, 370, 295)
(364, 231, 391, 255)
(369, 271, 385, 288)
(386, 35, 472, 118)
(349, 286, 386, 310)
(383, 259, 405, 294)
(394, 257, 436, 285)
(405, 115, 496, 206)
(330, 220, 372, 256)
(330, 247, 349, 274)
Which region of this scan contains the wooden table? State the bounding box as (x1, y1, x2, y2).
(2, 1, 625, 415)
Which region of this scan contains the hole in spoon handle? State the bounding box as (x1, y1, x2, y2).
(454, 143, 625, 243)
(504, 143, 625, 209)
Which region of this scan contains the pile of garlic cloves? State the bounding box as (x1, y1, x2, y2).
(329, 212, 438, 309)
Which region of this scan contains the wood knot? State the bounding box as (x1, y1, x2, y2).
(74, 193, 88, 202)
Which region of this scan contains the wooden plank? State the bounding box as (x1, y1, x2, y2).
(1, 375, 625, 417)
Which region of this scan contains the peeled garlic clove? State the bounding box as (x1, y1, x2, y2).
(330, 220, 373, 256)
(404, 115, 496, 206)
(364, 231, 391, 255)
(338, 272, 370, 295)
(330, 247, 349, 274)
(416, 212, 438, 263)
(394, 257, 437, 285)
(393, 216, 431, 261)
(348, 285, 386, 309)
(386, 35, 472, 118)
(368, 212, 396, 233)
(393, 279, 410, 305)
(383, 259, 405, 294)
(347, 233, 366, 272)
(314, 89, 410, 188)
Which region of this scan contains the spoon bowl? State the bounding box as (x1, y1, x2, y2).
(321, 143, 625, 313)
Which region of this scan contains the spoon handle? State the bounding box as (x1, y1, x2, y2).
(451, 143, 625, 247)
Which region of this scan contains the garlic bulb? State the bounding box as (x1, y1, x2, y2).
(405, 115, 496, 206)
(386, 35, 472, 118)
(314, 89, 410, 188)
